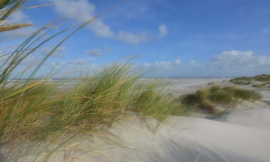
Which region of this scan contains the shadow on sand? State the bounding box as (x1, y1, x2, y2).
(262, 100, 270, 106)
(0, 151, 4, 162)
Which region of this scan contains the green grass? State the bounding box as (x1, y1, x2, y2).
(0, 63, 180, 161)
(229, 77, 253, 85)
(230, 74, 270, 85)
(0, 1, 182, 161)
(252, 83, 267, 89)
(178, 84, 262, 114)
(254, 74, 270, 82)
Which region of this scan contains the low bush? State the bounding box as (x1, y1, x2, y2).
(179, 85, 262, 114)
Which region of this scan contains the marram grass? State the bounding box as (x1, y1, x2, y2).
(0, 1, 181, 161)
(0, 63, 179, 161)
(0, 23, 32, 32)
(178, 84, 262, 114)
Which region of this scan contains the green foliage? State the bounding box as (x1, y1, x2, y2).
(0, 1, 181, 161)
(253, 83, 266, 89)
(0, 63, 180, 161)
(229, 77, 253, 85)
(179, 85, 262, 114)
(254, 74, 270, 82)
(230, 74, 270, 85)
(253, 82, 270, 89)
(232, 87, 262, 101)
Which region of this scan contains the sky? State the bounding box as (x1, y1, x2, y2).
(2, 0, 270, 77)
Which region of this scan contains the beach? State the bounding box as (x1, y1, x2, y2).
(91, 78, 270, 162)
(28, 78, 270, 162)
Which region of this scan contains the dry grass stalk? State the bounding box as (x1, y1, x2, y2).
(0, 23, 31, 32)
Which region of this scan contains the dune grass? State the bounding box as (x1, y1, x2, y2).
(229, 77, 253, 85)
(0, 63, 180, 161)
(253, 82, 270, 89)
(0, 1, 181, 161)
(254, 74, 270, 82)
(178, 84, 262, 114)
(230, 74, 270, 85)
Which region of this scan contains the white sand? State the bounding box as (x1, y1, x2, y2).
(4, 78, 270, 162)
(86, 117, 270, 162)
(81, 78, 270, 162)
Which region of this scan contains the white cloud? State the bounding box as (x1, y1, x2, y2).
(174, 59, 181, 65)
(44, 0, 166, 45)
(75, 58, 85, 65)
(157, 61, 173, 69)
(48, 61, 67, 70)
(142, 50, 270, 77)
(144, 60, 181, 70)
(144, 63, 151, 67)
(0, 52, 38, 66)
(85, 49, 103, 56)
(46, 0, 114, 38)
(158, 24, 168, 39)
(210, 50, 270, 68)
(104, 44, 113, 53)
(117, 30, 151, 45)
(42, 46, 67, 57)
(4, 10, 38, 37)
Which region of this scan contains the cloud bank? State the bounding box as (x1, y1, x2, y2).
(143, 50, 270, 77)
(46, 0, 167, 45)
(85, 49, 103, 56)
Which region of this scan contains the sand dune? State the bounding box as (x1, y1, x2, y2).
(86, 116, 270, 162)
(4, 78, 270, 162)
(85, 79, 270, 162)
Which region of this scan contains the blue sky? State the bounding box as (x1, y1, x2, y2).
(3, 0, 270, 77)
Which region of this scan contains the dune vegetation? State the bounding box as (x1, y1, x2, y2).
(229, 77, 253, 85)
(0, 1, 265, 161)
(0, 1, 181, 161)
(0, 63, 180, 161)
(230, 74, 270, 85)
(178, 84, 262, 114)
(252, 82, 270, 89)
(254, 74, 270, 82)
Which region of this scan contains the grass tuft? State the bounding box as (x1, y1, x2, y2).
(254, 74, 270, 82)
(0, 1, 181, 160)
(0, 63, 180, 161)
(179, 84, 262, 114)
(229, 77, 252, 85)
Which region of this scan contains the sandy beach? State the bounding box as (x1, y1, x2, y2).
(89, 78, 270, 162)
(3, 78, 270, 162)
(52, 78, 270, 162)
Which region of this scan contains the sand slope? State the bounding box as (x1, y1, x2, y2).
(4, 78, 270, 162)
(86, 116, 270, 162)
(80, 79, 270, 162)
